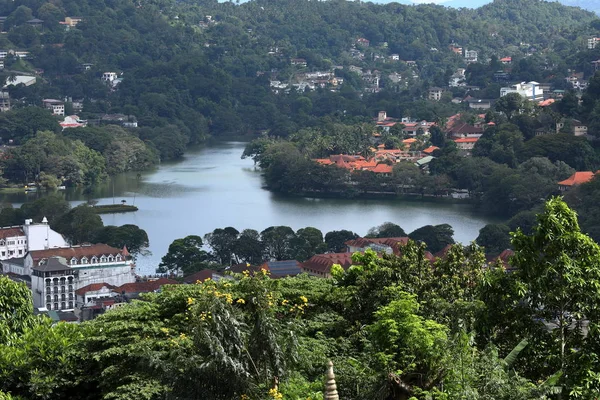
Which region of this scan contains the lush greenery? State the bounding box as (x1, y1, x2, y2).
(1, 198, 600, 399)
(0, 195, 149, 256)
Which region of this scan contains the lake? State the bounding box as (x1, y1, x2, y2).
(4, 141, 498, 275)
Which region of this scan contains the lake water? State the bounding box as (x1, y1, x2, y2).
(4, 141, 498, 275)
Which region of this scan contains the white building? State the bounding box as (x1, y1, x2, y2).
(30, 256, 76, 311)
(464, 49, 478, 63)
(588, 38, 600, 50)
(102, 72, 118, 82)
(428, 87, 443, 101)
(42, 99, 65, 116)
(0, 227, 27, 260)
(26, 243, 135, 310)
(500, 81, 544, 101)
(23, 218, 69, 251)
(75, 282, 117, 308)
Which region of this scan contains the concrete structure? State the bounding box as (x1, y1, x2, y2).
(3, 75, 36, 87)
(60, 115, 87, 130)
(75, 283, 116, 308)
(588, 37, 600, 50)
(0, 90, 10, 112)
(23, 218, 69, 251)
(102, 72, 118, 82)
(345, 237, 408, 255)
(500, 81, 544, 101)
(31, 256, 75, 311)
(0, 227, 27, 260)
(467, 98, 492, 110)
(464, 49, 478, 63)
(428, 87, 443, 101)
(26, 244, 135, 311)
(42, 99, 65, 116)
(454, 137, 479, 151)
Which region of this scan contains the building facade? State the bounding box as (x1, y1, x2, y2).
(500, 81, 544, 101)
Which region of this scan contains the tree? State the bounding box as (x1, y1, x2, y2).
(476, 224, 511, 256)
(409, 224, 455, 253)
(511, 197, 600, 392)
(325, 230, 358, 252)
(260, 226, 296, 261)
(20, 195, 70, 224)
(158, 235, 209, 274)
(0, 276, 37, 346)
(204, 227, 240, 265)
(53, 205, 104, 244)
(94, 225, 150, 257)
(233, 229, 264, 265)
(366, 222, 407, 238)
(429, 125, 446, 147)
(290, 227, 326, 261)
(495, 93, 524, 121)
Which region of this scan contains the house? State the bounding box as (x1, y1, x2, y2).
(183, 269, 225, 284)
(390, 54, 400, 61)
(454, 137, 479, 151)
(75, 282, 117, 308)
(259, 260, 302, 278)
(345, 237, 408, 255)
(81, 63, 94, 71)
(26, 18, 44, 28)
(0, 90, 9, 112)
(415, 156, 434, 169)
(42, 99, 65, 116)
(102, 72, 118, 83)
(428, 87, 443, 101)
(290, 58, 307, 67)
(500, 57, 512, 65)
(60, 115, 87, 130)
(467, 99, 492, 110)
(556, 119, 588, 136)
(112, 277, 178, 300)
(449, 44, 463, 55)
(371, 163, 393, 176)
(464, 49, 478, 63)
(500, 81, 543, 101)
(62, 16, 82, 27)
(447, 123, 484, 139)
(558, 171, 596, 191)
(99, 113, 138, 128)
(356, 38, 370, 47)
(588, 38, 600, 50)
(13, 50, 28, 59)
(449, 71, 466, 87)
(301, 253, 356, 278)
(0, 227, 27, 261)
(422, 146, 439, 155)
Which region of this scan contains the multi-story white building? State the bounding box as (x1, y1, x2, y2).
(588, 38, 600, 50)
(42, 99, 65, 116)
(102, 72, 118, 82)
(0, 227, 27, 260)
(26, 243, 135, 310)
(464, 49, 478, 63)
(500, 81, 544, 101)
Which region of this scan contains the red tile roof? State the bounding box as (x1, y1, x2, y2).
(30, 244, 125, 263)
(454, 137, 479, 143)
(114, 278, 178, 294)
(75, 282, 116, 296)
(558, 171, 596, 187)
(372, 164, 393, 174)
(422, 146, 439, 154)
(183, 269, 218, 284)
(301, 253, 356, 275)
(0, 227, 25, 239)
(402, 138, 417, 144)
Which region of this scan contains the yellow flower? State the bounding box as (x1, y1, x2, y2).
(160, 327, 170, 334)
(300, 295, 308, 304)
(268, 388, 283, 400)
(225, 294, 233, 304)
(236, 298, 246, 304)
(240, 395, 249, 400)
(242, 270, 250, 276)
(281, 299, 289, 305)
(187, 297, 194, 306)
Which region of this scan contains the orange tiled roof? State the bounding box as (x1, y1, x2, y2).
(402, 138, 417, 144)
(454, 137, 479, 143)
(372, 164, 393, 174)
(301, 253, 356, 274)
(422, 146, 439, 154)
(558, 171, 596, 187)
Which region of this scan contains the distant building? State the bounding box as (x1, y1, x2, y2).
(558, 171, 596, 191)
(102, 72, 118, 82)
(588, 37, 600, 49)
(3, 75, 36, 87)
(428, 87, 443, 101)
(290, 58, 307, 67)
(301, 253, 355, 278)
(464, 49, 478, 63)
(467, 98, 492, 110)
(500, 81, 543, 101)
(42, 99, 65, 116)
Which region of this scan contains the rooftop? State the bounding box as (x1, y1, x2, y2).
(558, 171, 596, 187)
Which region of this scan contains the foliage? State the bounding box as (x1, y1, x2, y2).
(158, 235, 209, 274)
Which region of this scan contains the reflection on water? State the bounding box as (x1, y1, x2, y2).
(2, 141, 498, 275)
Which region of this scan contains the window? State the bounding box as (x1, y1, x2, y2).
(100, 256, 107, 263)
(116, 255, 122, 262)
(61, 302, 65, 309)
(8, 250, 13, 256)
(68, 301, 73, 309)
(68, 285, 73, 292)
(46, 295, 51, 302)
(91, 256, 98, 264)
(0, 240, 5, 246)
(46, 303, 51, 310)
(53, 278, 58, 285)
(60, 277, 66, 284)
(61, 286, 65, 293)
(54, 295, 58, 302)
(53, 287, 58, 293)
(18, 249, 22, 255)
(61, 294, 66, 301)
(46, 286, 50, 293)
(69, 293, 73, 300)
(68, 277, 73, 284)
(1, 251, 5, 257)
(70, 258, 78, 265)
(81, 257, 88, 264)
(108, 255, 114, 262)
(54, 303, 58, 310)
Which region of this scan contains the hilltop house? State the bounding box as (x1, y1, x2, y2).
(428, 87, 443, 101)
(558, 171, 596, 191)
(500, 81, 543, 101)
(42, 99, 65, 116)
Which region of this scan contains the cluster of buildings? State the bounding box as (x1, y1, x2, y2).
(0, 218, 140, 321)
